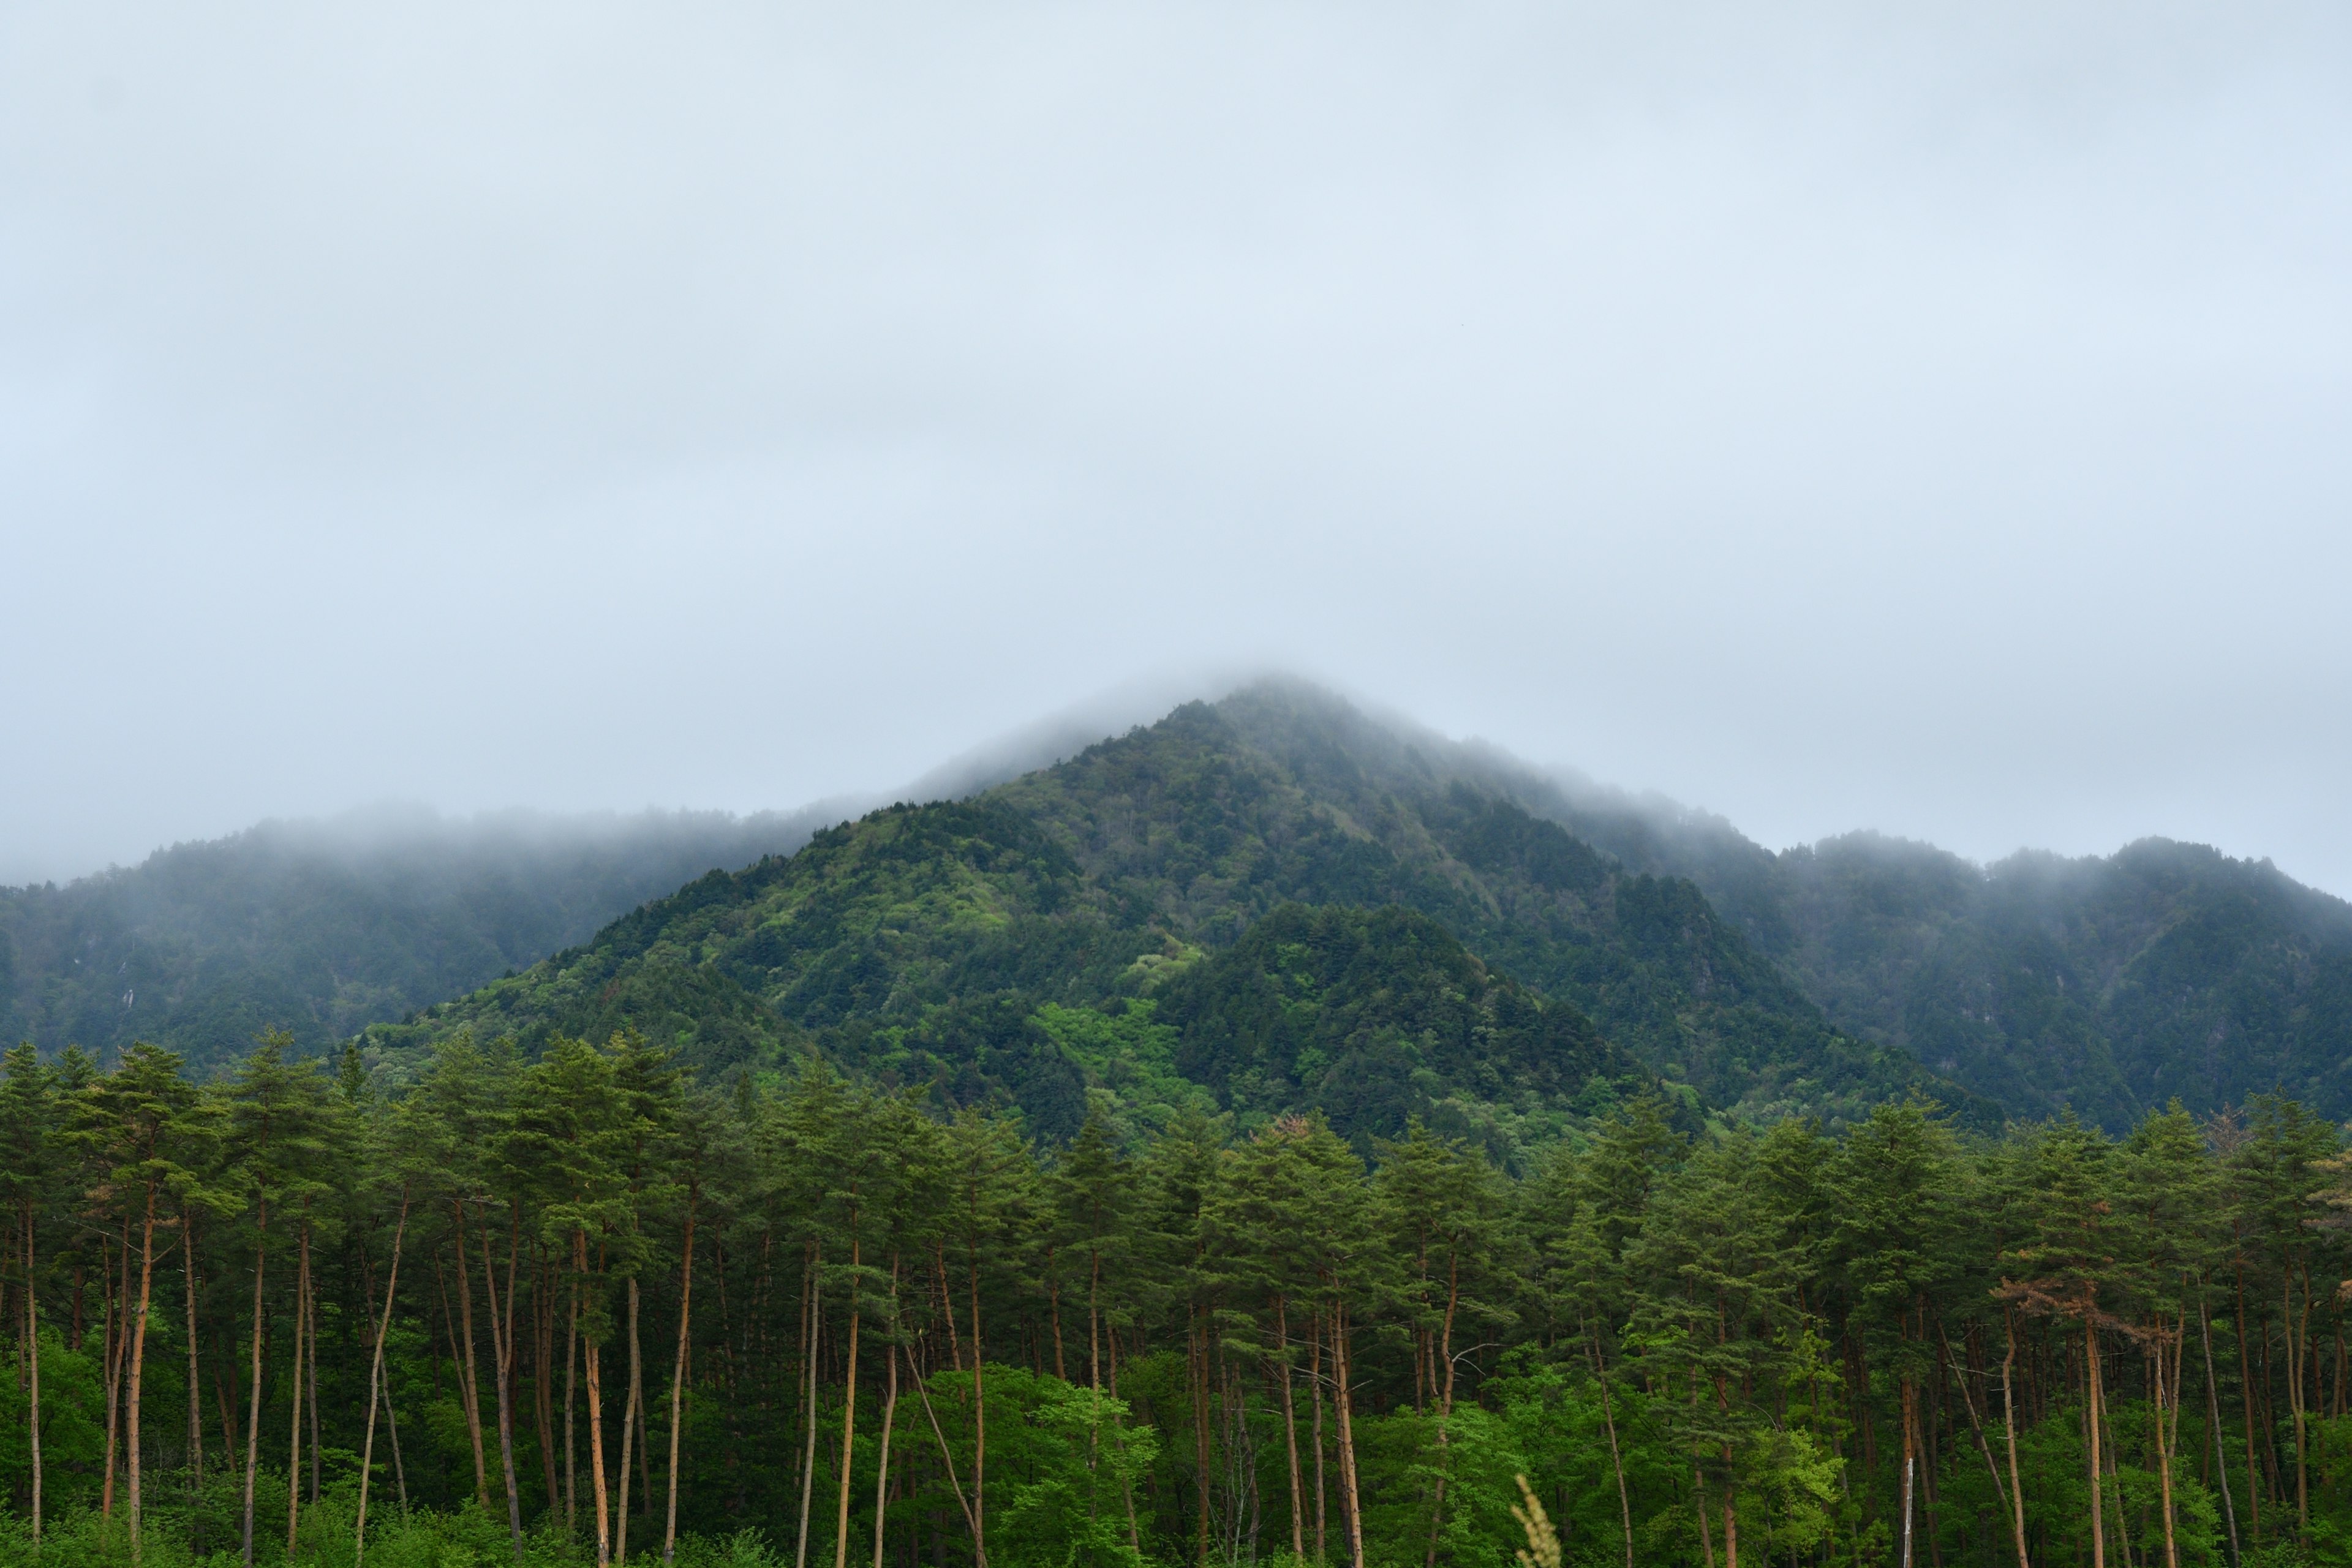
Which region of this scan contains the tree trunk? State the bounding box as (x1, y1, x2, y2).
(23, 1204, 41, 1544)
(2154, 1319, 2179, 1568)
(127, 1186, 157, 1562)
(538, 1247, 560, 1513)
(1588, 1321, 1635, 1568)
(356, 1191, 409, 1567)
(102, 1222, 126, 1521)
(1424, 1250, 1462, 1568)
(2291, 1265, 2309, 1545)
(1278, 1295, 1304, 1561)
(585, 1238, 612, 1568)
(1192, 1308, 1212, 1567)
(2201, 1290, 2242, 1568)
(1333, 1299, 1365, 1568)
(241, 1199, 267, 1568)
(450, 1207, 493, 1512)
(1311, 1314, 1328, 1564)
(665, 1199, 696, 1566)
(307, 1261, 322, 1504)
(2087, 1326, 2108, 1568)
(619, 1275, 641, 1564)
(483, 1210, 527, 1559)
(2236, 1261, 2261, 1543)
(835, 1235, 863, 1568)
(870, 1257, 900, 1568)
(970, 1241, 988, 1568)
(567, 1264, 581, 1536)
(184, 1210, 202, 1513)
(2002, 1311, 2030, 1568)
(797, 1242, 823, 1568)
(287, 1225, 310, 1561)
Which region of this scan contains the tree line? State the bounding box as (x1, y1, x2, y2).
(2, 1029, 2351, 1568)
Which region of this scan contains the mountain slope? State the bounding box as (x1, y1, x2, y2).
(0, 805, 835, 1071)
(363, 682, 1985, 1146)
(1491, 779, 2352, 1128)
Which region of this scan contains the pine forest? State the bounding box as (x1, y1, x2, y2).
(4, 1027, 2352, 1568)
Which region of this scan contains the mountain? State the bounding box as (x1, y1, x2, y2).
(1467, 767, 2352, 1129)
(0, 804, 839, 1071)
(360, 681, 1987, 1155)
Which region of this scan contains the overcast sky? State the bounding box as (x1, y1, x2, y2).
(4, 1, 2348, 893)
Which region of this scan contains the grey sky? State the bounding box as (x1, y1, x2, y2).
(5, 2, 2348, 892)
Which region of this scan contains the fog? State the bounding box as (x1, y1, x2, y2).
(5, 2, 2347, 892)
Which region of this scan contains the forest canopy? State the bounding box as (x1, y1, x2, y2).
(2, 1029, 2350, 1568)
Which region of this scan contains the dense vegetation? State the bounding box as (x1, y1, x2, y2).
(0, 808, 831, 1073)
(1535, 789, 2352, 1129)
(7, 1031, 2352, 1568)
(361, 687, 1980, 1140)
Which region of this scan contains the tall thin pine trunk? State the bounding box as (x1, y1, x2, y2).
(2002, 1310, 2030, 1568)
(240, 1199, 268, 1568)
(1333, 1299, 1365, 1568)
(2088, 1325, 2108, 1568)
(1311, 1316, 1327, 1563)
(287, 1226, 310, 1561)
(665, 1199, 696, 1566)
(356, 1191, 409, 1566)
(835, 1234, 863, 1568)
(2202, 1290, 2243, 1568)
(484, 1211, 526, 1558)
(127, 1186, 159, 1562)
(797, 1242, 823, 1568)
(584, 1230, 612, 1568)
(451, 1207, 492, 1511)
(2155, 1319, 2180, 1568)
(870, 1257, 901, 1568)
(1423, 1250, 1461, 1568)
(618, 1276, 641, 1564)
(1587, 1321, 1634, 1568)
(184, 1212, 202, 1507)
(24, 1205, 42, 1544)
(1278, 1295, 1303, 1561)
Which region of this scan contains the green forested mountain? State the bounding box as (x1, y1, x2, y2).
(363, 683, 1978, 1146)
(1525, 783, 2352, 1127)
(0, 805, 835, 1069)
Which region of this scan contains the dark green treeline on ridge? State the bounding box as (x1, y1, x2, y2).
(6, 1030, 2352, 1568)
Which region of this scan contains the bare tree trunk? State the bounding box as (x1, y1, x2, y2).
(483, 1210, 526, 1558)
(24, 1205, 42, 1544)
(450, 1207, 493, 1512)
(2202, 1290, 2242, 1568)
(2087, 1327, 2108, 1568)
(1424, 1252, 1462, 1568)
(567, 1268, 580, 1536)
(2154, 1320, 2179, 1568)
(1333, 1299, 1365, 1568)
(1588, 1322, 1634, 1568)
(126, 1187, 159, 1562)
(240, 1200, 268, 1568)
(576, 1230, 611, 1567)
(1311, 1316, 1327, 1564)
(356, 1191, 409, 1567)
(102, 1223, 126, 1521)
(184, 1210, 202, 1515)
(2002, 1312, 2030, 1568)
(834, 1235, 864, 1568)
(618, 1276, 641, 1564)
(797, 1243, 823, 1568)
(307, 1261, 322, 1505)
(870, 1257, 901, 1568)
(287, 1226, 310, 1561)
(1278, 1296, 1304, 1561)
(969, 1242, 989, 1568)
(665, 1200, 696, 1566)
